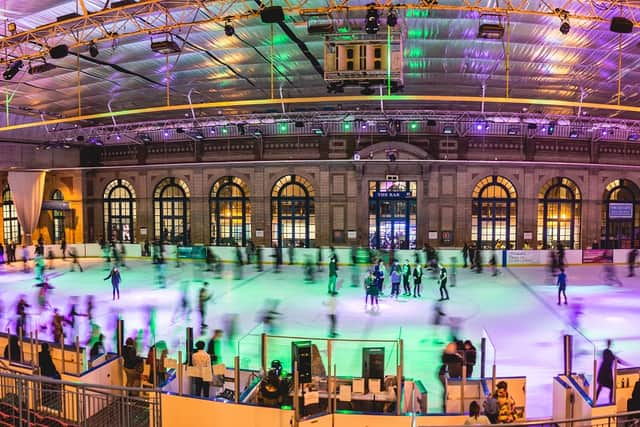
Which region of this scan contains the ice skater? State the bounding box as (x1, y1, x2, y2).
(628, 248, 638, 277)
(325, 293, 338, 337)
(438, 264, 450, 301)
(402, 259, 412, 296)
(69, 247, 83, 272)
(603, 263, 622, 287)
(66, 297, 87, 344)
(104, 266, 121, 300)
(413, 262, 423, 297)
(364, 270, 379, 310)
(198, 282, 212, 330)
(327, 254, 338, 295)
(596, 340, 628, 404)
(557, 268, 567, 305)
(390, 264, 401, 299)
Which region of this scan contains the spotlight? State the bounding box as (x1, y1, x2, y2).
(559, 21, 570, 34)
(89, 41, 99, 58)
(3, 60, 22, 81)
(224, 20, 235, 37)
(365, 5, 379, 34)
(569, 129, 578, 138)
(49, 44, 69, 59)
(507, 127, 519, 135)
(7, 22, 16, 35)
(387, 8, 398, 27)
(88, 137, 103, 146)
(139, 134, 152, 143)
(188, 129, 205, 140)
(116, 134, 121, 141)
(443, 125, 455, 135)
(628, 133, 639, 141)
(311, 124, 325, 136)
(547, 122, 555, 135)
(163, 130, 169, 137)
(409, 122, 419, 131)
(253, 129, 263, 138)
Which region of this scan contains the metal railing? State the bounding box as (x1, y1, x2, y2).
(421, 410, 640, 427)
(0, 370, 161, 427)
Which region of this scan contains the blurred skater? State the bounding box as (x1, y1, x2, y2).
(557, 268, 568, 305)
(104, 266, 121, 300)
(69, 247, 83, 272)
(438, 265, 450, 301)
(325, 293, 338, 338)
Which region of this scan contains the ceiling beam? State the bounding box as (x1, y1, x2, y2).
(1, 0, 639, 65)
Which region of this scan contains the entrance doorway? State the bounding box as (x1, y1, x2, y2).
(368, 181, 417, 249)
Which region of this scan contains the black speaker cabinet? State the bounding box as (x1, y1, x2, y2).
(261, 6, 285, 23)
(362, 347, 385, 382)
(50, 44, 69, 59)
(292, 340, 312, 384)
(611, 17, 633, 34)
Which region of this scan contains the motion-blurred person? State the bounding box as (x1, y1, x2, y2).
(36, 278, 54, 313)
(16, 295, 30, 335)
(449, 257, 457, 287)
(316, 246, 323, 272)
(557, 268, 568, 305)
(462, 243, 469, 268)
(34, 252, 44, 281)
(288, 239, 295, 265)
(603, 263, 623, 287)
(51, 308, 67, 345)
(69, 247, 83, 272)
(66, 297, 87, 344)
(256, 245, 263, 272)
(122, 337, 141, 391)
(438, 342, 463, 410)
(207, 329, 223, 364)
(234, 243, 244, 280)
(172, 280, 191, 323)
(350, 246, 360, 287)
(118, 242, 127, 268)
(46, 249, 55, 270)
(597, 339, 628, 404)
(260, 299, 281, 335)
(463, 340, 477, 377)
(325, 293, 338, 338)
(89, 334, 106, 359)
(198, 282, 212, 330)
(628, 248, 638, 277)
(273, 242, 283, 273)
(303, 254, 315, 283)
(402, 259, 412, 296)
(364, 270, 379, 310)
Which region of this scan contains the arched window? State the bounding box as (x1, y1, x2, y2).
(2, 186, 21, 244)
(271, 175, 315, 248)
(154, 177, 190, 245)
(210, 176, 251, 246)
(51, 190, 65, 243)
(471, 176, 517, 249)
(103, 179, 136, 242)
(601, 179, 640, 249)
(537, 177, 581, 249)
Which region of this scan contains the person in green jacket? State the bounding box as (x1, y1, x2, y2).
(328, 254, 338, 295)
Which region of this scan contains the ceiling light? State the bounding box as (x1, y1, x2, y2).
(28, 61, 56, 75)
(3, 60, 22, 81)
(387, 9, 398, 27)
(7, 22, 16, 35)
(559, 21, 570, 34)
(224, 20, 235, 37)
(478, 23, 505, 39)
(443, 125, 455, 135)
(253, 129, 263, 138)
(150, 37, 181, 54)
(89, 41, 99, 58)
(311, 124, 325, 136)
(365, 5, 379, 34)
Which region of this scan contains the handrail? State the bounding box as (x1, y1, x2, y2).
(264, 334, 400, 343)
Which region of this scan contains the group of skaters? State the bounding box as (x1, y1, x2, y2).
(0, 236, 83, 275)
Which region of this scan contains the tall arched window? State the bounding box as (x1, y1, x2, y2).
(601, 179, 640, 249)
(537, 177, 581, 249)
(2, 186, 21, 244)
(103, 179, 136, 242)
(471, 176, 517, 249)
(210, 176, 251, 246)
(154, 177, 190, 245)
(271, 175, 315, 248)
(51, 190, 65, 243)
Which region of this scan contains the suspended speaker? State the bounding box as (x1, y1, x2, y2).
(611, 17, 633, 34)
(50, 44, 69, 59)
(261, 6, 284, 23)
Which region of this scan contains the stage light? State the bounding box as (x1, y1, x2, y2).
(7, 22, 16, 35)
(344, 122, 352, 131)
(151, 38, 181, 54)
(116, 134, 121, 141)
(387, 8, 398, 27)
(163, 130, 169, 137)
(224, 20, 235, 37)
(253, 129, 263, 138)
(311, 124, 325, 136)
(188, 129, 204, 140)
(569, 129, 578, 138)
(28, 61, 56, 74)
(139, 134, 152, 143)
(409, 122, 419, 131)
(222, 127, 229, 135)
(279, 123, 288, 132)
(89, 41, 99, 58)
(365, 5, 379, 34)
(3, 60, 22, 80)
(443, 125, 455, 135)
(556, 9, 570, 35)
(507, 127, 519, 135)
(560, 21, 570, 34)
(476, 123, 484, 131)
(50, 44, 69, 59)
(628, 133, 639, 141)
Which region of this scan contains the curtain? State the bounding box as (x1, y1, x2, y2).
(7, 170, 47, 245)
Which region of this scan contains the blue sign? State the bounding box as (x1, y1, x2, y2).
(609, 203, 633, 219)
(372, 191, 412, 199)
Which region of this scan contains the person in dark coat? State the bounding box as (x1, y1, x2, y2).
(462, 243, 469, 268)
(463, 340, 477, 378)
(39, 342, 62, 410)
(597, 340, 626, 404)
(3, 335, 21, 362)
(104, 266, 121, 300)
(628, 248, 638, 277)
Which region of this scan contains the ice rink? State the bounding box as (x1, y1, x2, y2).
(0, 256, 638, 419)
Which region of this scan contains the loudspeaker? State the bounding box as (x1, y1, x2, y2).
(362, 347, 385, 381)
(261, 6, 285, 24)
(611, 17, 633, 34)
(50, 44, 69, 59)
(79, 146, 101, 167)
(292, 341, 312, 384)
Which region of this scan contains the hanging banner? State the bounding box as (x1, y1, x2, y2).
(609, 203, 633, 219)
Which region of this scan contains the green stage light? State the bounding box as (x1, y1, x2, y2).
(344, 122, 352, 131)
(221, 127, 228, 134)
(279, 123, 288, 132)
(409, 122, 419, 131)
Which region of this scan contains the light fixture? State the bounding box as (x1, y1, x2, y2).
(150, 35, 181, 54)
(556, 9, 570, 34)
(547, 122, 556, 135)
(163, 129, 169, 137)
(279, 123, 288, 132)
(224, 20, 235, 37)
(89, 137, 104, 146)
(365, 5, 379, 34)
(409, 122, 419, 131)
(3, 60, 23, 80)
(377, 123, 388, 134)
(507, 127, 519, 135)
(7, 22, 16, 35)
(628, 133, 639, 141)
(387, 8, 398, 27)
(443, 125, 455, 135)
(478, 22, 505, 39)
(139, 134, 152, 143)
(311, 124, 325, 136)
(49, 44, 69, 59)
(569, 129, 578, 138)
(89, 41, 99, 58)
(611, 17, 633, 34)
(253, 129, 263, 138)
(28, 61, 56, 75)
(188, 129, 205, 140)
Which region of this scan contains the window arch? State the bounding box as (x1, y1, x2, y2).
(154, 177, 190, 245)
(103, 179, 136, 242)
(271, 175, 315, 248)
(2, 186, 21, 244)
(601, 179, 640, 249)
(537, 177, 581, 249)
(210, 176, 251, 246)
(51, 190, 65, 243)
(471, 176, 517, 249)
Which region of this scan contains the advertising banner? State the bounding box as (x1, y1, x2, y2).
(582, 249, 613, 264)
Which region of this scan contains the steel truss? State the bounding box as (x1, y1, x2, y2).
(2, 0, 640, 65)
